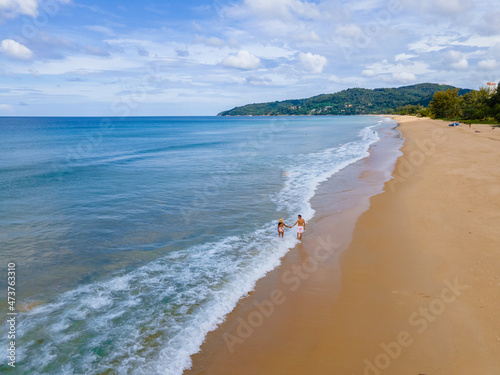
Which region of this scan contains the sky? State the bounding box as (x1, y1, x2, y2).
(0, 0, 499, 116)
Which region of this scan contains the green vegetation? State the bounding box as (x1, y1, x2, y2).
(218, 82, 500, 126)
(218, 83, 469, 116)
(424, 85, 500, 125)
(462, 119, 499, 125)
(393, 104, 427, 116)
(429, 89, 463, 118)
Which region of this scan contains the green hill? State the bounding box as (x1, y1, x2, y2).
(218, 83, 470, 116)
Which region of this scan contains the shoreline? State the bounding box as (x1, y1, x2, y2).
(185, 116, 500, 374)
(185, 118, 404, 374)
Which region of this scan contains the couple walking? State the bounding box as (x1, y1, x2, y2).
(277, 215, 306, 240)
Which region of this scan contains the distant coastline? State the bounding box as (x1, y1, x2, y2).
(218, 83, 469, 116)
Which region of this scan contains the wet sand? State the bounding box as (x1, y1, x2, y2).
(186, 117, 500, 375)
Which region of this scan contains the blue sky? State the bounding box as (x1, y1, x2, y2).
(0, 0, 499, 116)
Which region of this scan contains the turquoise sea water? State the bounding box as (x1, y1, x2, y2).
(0, 116, 395, 374)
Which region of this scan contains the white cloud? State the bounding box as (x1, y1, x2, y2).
(451, 58, 468, 70)
(362, 69, 376, 77)
(242, 44, 295, 60)
(195, 36, 226, 48)
(0, 39, 33, 60)
(328, 75, 341, 83)
(401, 0, 473, 16)
(408, 34, 456, 53)
(222, 0, 324, 42)
(24, 55, 141, 75)
(365, 60, 431, 76)
(0, 104, 14, 112)
(428, 0, 472, 15)
(0, 0, 70, 19)
(298, 52, 327, 73)
(395, 53, 417, 61)
(343, 0, 386, 12)
(453, 35, 500, 49)
(327, 74, 358, 85)
(246, 75, 272, 85)
(444, 50, 468, 70)
(0, 0, 38, 18)
(392, 71, 417, 83)
(237, 0, 321, 20)
(335, 24, 363, 38)
(478, 59, 497, 70)
(293, 30, 321, 43)
(221, 50, 260, 70)
(476, 11, 500, 36)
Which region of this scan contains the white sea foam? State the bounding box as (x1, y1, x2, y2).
(274, 124, 379, 220)
(0, 123, 382, 375)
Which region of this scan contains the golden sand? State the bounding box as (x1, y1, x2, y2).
(186, 117, 500, 375)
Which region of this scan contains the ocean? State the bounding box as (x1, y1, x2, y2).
(0, 115, 397, 374)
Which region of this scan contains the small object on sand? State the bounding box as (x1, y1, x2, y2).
(475, 130, 481, 133)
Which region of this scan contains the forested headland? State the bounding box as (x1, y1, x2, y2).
(218, 83, 469, 116)
(218, 82, 500, 125)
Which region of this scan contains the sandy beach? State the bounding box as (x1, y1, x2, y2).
(186, 116, 500, 375)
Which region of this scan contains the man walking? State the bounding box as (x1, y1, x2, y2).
(291, 214, 306, 240)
